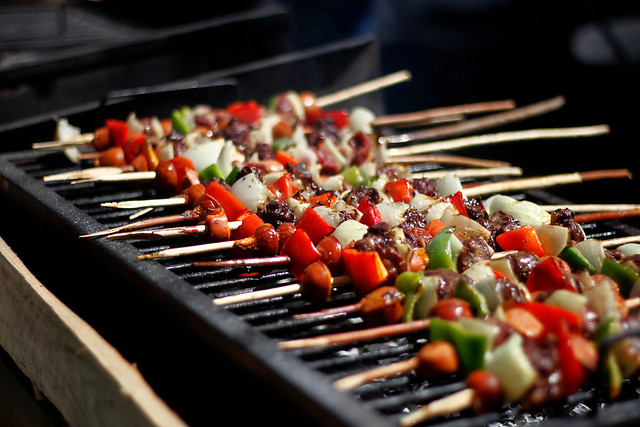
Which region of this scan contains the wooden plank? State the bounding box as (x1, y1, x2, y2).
(0, 236, 188, 427)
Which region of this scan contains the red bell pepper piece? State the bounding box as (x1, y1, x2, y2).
(231, 210, 264, 240)
(295, 207, 335, 245)
(515, 301, 582, 335)
(447, 191, 468, 217)
(425, 219, 445, 236)
(510, 301, 585, 393)
(305, 109, 350, 129)
(280, 228, 322, 279)
(225, 100, 264, 126)
(384, 178, 414, 204)
(357, 197, 383, 227)
(272, 172, 298, 200)
(205, 182, 247, 221)
(525, 256, 576, 293)
(169, 156, 195, 189)
(495, 226, 546, 258)
(308, 191, 338, 208)
(275, 150, 298, 167)
(105, 119, 129, 147)
(123, 133, 147, 164)
(342, 248, 389, 297)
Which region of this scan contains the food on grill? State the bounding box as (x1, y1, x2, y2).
(33, 75, 640, 426)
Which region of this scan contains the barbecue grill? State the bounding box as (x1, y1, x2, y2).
(1, 26, 640, 427)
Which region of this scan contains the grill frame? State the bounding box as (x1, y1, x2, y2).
(3, 148, 640, 427)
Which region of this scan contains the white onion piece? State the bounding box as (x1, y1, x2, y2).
(436, 172, 463, 198)
(182, 138, 225, 173)
(126, 112, 145, 135)
(332, 219, 368, 247)
(320, 139, 348, 171)
(285, 91, 306, 119)
(424, 201, 456, 223)
(410, 193, 438, 211)
(292, 144, 317, 167)
(291, 125, 307, 148)
(484, 194, 551, 226)
(313, 206, 343, 228)
(230, 172, 268, 213)
(157, 143, 174, 161)
(150, 116, 165, 140)
(217, 140, 244, 179)
(55, 118, 80, 141)
(258, 114, 282, 146)
(322, 174, 344, 192)
(574, 239, 606, 273)
(440, 209, 491, 241)
(376, 201, 409, 227)
(349, 106, 375, 134)
(535, 224, 569, 256)
(617, 243, 640, 257)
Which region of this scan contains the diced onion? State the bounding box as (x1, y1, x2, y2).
(182, 138, 225, 173)
(349, 106, 376, 134)
(230, 172, 268, 213)
(376, 201, 409, 227)
(484, 194, 551, 226)
(436, 172, 463, 198)
(332, 219, 368, 247)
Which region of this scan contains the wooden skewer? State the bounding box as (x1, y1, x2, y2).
(43, 166, 128, 182)
(71, 171, 156, 184)
(107, 221, 242, 240)
(573, 209, 640, 223)
(333, 356, 420, 392)
(386, 153, 512, 168)
(314, 70, 412, 108)
(399, 388, 475, 427)
(79, 213, 194, 238)
(371, 99, 516, 128)
(541, 204, 640, 212)
(137, 240, 236, 260)
(212, 275, 351, 306)
(462, 169, 632, 198)
(379, 95, 568, 145)
(601, 235, 640, 248)
(385, 124, 611, 156)
(278, 318, 431, 350)
(101, 196, 188, 210)
(193, 255, 291, 269)
(32, 132, 94, 149)
(412, 166, 522, 180)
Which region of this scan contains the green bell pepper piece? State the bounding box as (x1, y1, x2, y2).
(199, 163, 224, 182)
(225, 165, 241, 185)
(559, 246, 596, 274)
(430, 318, 487, 372)
(272, 137, 295, 152)
(342, 166, 365, 188)
(171, 108, 193, 135)
(426, 226, 455, 271)
(395, 271, 423, 322)
(454, 278, 490, 318)
(601, 258, 640, 297)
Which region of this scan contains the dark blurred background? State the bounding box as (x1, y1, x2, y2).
(2, 0, 640, 186)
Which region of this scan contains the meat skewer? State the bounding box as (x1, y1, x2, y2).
(97, 165, 521, 211)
